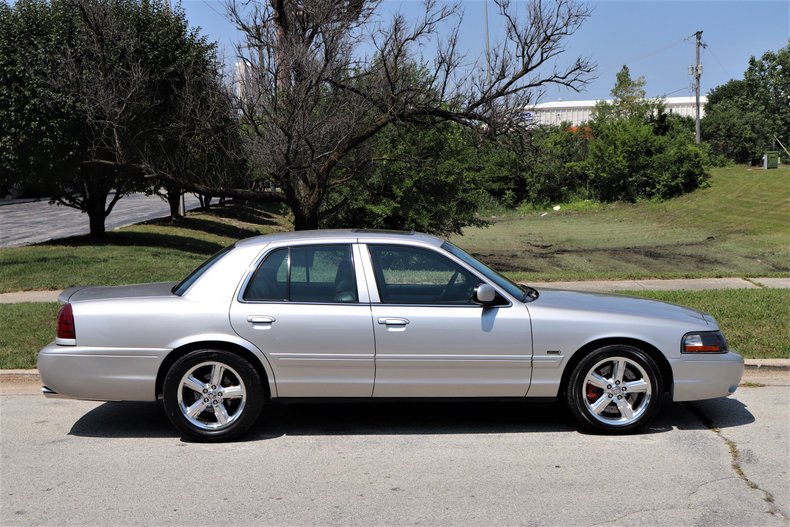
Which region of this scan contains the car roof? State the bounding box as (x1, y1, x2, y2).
(234, 229, 446, 249)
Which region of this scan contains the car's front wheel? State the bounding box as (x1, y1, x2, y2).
(163, 350, 264, 442)
(567, 345, 663, 434)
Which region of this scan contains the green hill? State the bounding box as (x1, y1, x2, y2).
(453, 165, 790, 281)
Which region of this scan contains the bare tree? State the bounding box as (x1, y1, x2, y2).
(142, 58, 252, 219)
(206, 0, 594, 229)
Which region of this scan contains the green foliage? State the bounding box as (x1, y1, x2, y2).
(582, 113, 708, 201)
(0, 0, 222, 236)
(576, 67, 709, 202)
(482, 67, 708, 208)
(321, 123, 488, 236)
(0, 0, 82, 195)
(703, 41, 790, 164)
(594, 65, 651, 121)
(518, 125, 589, 205)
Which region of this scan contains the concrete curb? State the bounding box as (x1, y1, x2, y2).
(2, 360, 788, 384)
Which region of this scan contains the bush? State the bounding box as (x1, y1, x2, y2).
(579, 107, 709, 202)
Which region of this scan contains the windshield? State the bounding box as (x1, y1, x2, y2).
(172, 245, 235, 296)
(441, 242, 529, 301)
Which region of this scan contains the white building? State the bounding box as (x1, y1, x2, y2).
(527, 96, 707, 126)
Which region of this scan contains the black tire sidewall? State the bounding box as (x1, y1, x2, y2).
(567, 345, 663, 434)
(163, 349, 264, 442)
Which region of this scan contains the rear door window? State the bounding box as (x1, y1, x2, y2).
(244, 245, 357, 303)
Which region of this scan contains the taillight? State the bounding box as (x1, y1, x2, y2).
(682, 331, 728, 353)
(57, 303, 76, 340)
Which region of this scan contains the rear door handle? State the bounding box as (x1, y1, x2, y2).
(247, 315, 276, 324)
(377, 317, 409, 326)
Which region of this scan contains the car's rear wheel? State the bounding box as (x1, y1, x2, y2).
(163, 350, 264, 442)
(567, 345, 662, 434)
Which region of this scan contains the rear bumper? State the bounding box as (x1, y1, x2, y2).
(37, 342, 168, 402)
(670, 351, 744, 402)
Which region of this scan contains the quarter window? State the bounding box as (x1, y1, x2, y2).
(244, 245, 357, 303)
(368, 245, 480, 305)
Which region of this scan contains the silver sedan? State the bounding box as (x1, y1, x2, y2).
(38, 230, 744, 441)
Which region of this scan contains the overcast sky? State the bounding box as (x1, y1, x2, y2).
(183, 0, 789, 101)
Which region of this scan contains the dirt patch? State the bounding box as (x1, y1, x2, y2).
(473, 240, 731, 273)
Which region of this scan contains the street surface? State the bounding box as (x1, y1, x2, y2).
(1, 370, 787, 526)
(0, 193, 201, 248)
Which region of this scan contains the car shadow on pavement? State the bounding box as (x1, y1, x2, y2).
(68, 396, 755, 441)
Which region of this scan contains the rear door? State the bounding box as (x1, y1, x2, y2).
(230, 243, 375, 397)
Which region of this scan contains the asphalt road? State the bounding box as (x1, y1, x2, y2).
(1, 371, 787, 526)
(0, 193, 202, 248)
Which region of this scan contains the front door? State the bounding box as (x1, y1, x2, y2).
(230, 243, 375, 397)
(365, 244, 532, 397)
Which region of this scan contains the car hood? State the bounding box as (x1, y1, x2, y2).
(531, 289, 710, 325)
(59, 282, 179, 304)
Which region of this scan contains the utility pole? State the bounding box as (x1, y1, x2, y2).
(484, 1, 491, 87)
(691, 30, 706, 144)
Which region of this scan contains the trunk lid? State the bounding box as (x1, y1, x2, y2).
(60, 282, 178, 304)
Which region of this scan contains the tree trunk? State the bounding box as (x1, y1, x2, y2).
(86, 196, 107, 239)
(166, 188, 183, 220)
(292, 204, 320, 230)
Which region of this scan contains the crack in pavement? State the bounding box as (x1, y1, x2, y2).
(587, 506, 702, 526)
(686, 475, 740, 499)
(684, 402, 786, 520)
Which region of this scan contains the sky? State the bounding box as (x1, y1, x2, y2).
(182, 0, 790, 102)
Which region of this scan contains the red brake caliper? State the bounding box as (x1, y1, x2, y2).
(586, 384, 601, 402)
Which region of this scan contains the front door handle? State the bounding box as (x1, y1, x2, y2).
(247, 315, 276, 324)
(377, 317, 409, 326)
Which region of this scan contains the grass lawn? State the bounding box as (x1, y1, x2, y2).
(0, 203, 290, 293)
(0, 302, 59, 369)
(1, 166, 787, 292)
(622, 289, 789, 360)
(2, 288, 785, 369)
(452, 165, 790, 281)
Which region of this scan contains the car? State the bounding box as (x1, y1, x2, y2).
(38, 230, 744, 441)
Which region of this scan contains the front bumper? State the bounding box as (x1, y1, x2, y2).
(670, 351, 744, 402)
(37, 342, 168, 402)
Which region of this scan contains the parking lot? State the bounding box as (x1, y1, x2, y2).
(1, 370, 787, 526)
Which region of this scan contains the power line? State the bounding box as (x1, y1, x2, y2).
(704, 44, 732, 78)
(661, 86, 691, 97)
(598, 36, 686, 75)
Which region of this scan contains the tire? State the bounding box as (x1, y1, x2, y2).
(567, 345, 663, 434)
(163, 349, 264, 442)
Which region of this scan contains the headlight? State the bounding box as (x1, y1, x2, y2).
(682, 331, 728, 354)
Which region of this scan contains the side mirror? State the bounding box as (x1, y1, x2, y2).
(473, 283, 497, 305)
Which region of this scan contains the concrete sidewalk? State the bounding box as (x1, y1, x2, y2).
(2, 276, 789, 304)
(529, 277, 790, 292)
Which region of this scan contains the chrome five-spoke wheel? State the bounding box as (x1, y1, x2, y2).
(582, 356, 652, 425)
(177, 361, 247, 431)
(163, 350, 264, 442)
(568, 345, 663, 433)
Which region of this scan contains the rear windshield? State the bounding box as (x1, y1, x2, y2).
(172, 245, 235, 296)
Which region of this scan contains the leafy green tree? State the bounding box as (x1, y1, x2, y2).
(593, 65, 652, 121)
(703, 41, 790, 164)
(520, 125, 590, 205)
(0, 0, 222, 237)
(321, 123, 488, 236)
(580, 68, 709, 202)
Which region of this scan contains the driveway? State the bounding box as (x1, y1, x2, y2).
(0, 193, 202, 248)
(1, 370, 787, 526)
